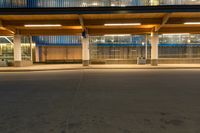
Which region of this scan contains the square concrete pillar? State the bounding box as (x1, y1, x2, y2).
(151, 32, 159, 66)
(14, 35, 33, 67)
(35, 46, 40, 63)
(82, 37, 90, 66)
(14, 35, 22, 67)
(29, 36, 33, 61)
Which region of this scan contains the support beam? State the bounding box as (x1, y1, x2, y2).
(151, 32, 159, 66)
(88, 28, 151, 35)
(159, 27, 200, 33)
(155, 13, 171, 32)
(4, 17, 200, 27)
(79, 15, 86, 32)
(14, 34, 22, 67)
(35, 46, 40, 63)
(19, 29, 82, 36)
(0, 20, 15, 34)
(3, 20, 80, 27)
(82, 36, 90, 66)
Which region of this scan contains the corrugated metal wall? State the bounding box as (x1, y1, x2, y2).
(33, 36, 81, 46)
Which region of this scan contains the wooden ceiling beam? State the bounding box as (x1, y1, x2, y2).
(88, 28, 152, 35)
(2, 19, 161, 27)
(78, 15, 86, 31)
(2, 20, 80, 27)
(0, 30, 13, 36)
(0, 20, 15, 34)
(18, 29, 82, 36)
(3, 26, 200, 35)
(3, 17, 200, 28)
(85, 18, 162, 26)
(159, 27, 200, 33)
(155, 13, 171, 32)
(167, 18, 200, 24)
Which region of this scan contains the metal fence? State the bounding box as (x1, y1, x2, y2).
(0, 0, 199, 8)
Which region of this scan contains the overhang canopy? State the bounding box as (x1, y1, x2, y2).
(0, 5, 200, 36)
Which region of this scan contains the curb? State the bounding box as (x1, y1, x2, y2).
(1, 67, 200, 72)
(0, 68, 83, 72)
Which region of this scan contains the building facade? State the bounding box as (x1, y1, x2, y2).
(0, 0, 200, 66)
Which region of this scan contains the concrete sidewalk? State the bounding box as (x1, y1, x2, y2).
(1, 64, 200, 72)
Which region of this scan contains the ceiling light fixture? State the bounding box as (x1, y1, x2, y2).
(162, 33, 190, 36)
(104, 23, 141, 26)
(104, 34, 131, 37)
(184, 22, 200, 25)
(24, 24, 62, 27)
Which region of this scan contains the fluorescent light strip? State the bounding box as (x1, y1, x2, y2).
(104, 34, 131, 37)
(104, 23, 141, 26)
(24, 24, 62, 27)
(162, 33, 190, 36)
(184, 22, 200, 25)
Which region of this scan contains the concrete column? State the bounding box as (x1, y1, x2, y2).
(151, 32, 159, 66)
(14, 35, 22, 67)
(35, 46, 40, 62)
(145, 34, 148, 59)
(29, 36, 33, 61)
(82, 37, 90, 66)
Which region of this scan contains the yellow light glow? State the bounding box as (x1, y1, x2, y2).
(104, 23, 141, 26)
(184, 22, 200, 25)
(92, 3, 98, 6)
(104, 34, 131, 37)
(0, 43, 7, 46)
(142, 42, 145, 45)
(162, 33, 189, 36)
(24, 24, 62, 27)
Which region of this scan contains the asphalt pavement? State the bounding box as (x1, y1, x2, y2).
(0, 69, 200, 133)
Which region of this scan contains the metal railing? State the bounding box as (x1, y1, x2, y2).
(0, 0, 199, 8)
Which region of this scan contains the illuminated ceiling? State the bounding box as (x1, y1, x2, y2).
(0, 9, 200, 35)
